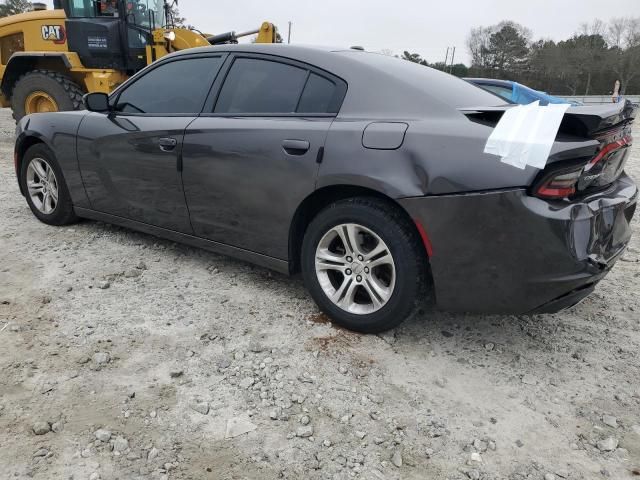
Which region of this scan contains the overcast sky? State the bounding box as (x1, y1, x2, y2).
(45, 0, 639, 64)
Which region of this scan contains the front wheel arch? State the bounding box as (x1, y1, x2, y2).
(15, 135, 47, 196)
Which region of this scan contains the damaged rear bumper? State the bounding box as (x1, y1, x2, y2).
(398, 173, 637, 314)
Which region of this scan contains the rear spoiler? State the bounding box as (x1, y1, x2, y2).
(460, 100, 637, 138)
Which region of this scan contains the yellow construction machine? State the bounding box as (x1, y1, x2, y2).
(0, 0, 277, 120)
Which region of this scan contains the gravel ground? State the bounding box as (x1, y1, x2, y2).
(1, 108, 639, 480)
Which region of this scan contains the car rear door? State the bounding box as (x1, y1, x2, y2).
(181, 54, 347, 259)
(76, 54, 226, 233)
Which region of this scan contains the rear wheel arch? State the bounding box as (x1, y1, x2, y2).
(288, 185, 432, 275)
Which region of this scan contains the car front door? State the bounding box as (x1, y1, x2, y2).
(77, 54, 226, 233)
(181, 54, 347, 259)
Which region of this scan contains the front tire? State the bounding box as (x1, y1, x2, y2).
(301, 197, 427, 333)
(19, 144, 78, 226)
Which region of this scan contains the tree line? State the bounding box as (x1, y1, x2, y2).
(1, 1, 637, 95)
(0, 0, 31, 17)
(402, 18, 639, 96)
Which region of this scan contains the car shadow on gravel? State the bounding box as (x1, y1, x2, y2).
(71, 219, 608, 364)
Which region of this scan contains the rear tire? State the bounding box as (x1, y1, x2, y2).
(301, 197, 427, 333)
(19, 143, 78, 226)
(11, 69, 85, 122)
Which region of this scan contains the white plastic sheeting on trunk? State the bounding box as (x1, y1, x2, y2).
(484, 101, 570, 170)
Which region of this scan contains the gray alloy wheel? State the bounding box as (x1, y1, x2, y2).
(314, 223, 396, 314)
(26, 157, 58, 215)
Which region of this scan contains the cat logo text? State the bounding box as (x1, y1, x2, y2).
(41, 25, 66, 44)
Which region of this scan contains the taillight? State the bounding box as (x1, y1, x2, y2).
(534, 133, 633, 200)
(585, 136, 631, 171)
(535, 167, 583, 199)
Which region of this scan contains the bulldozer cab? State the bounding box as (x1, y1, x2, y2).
(57, 0, 163, 72)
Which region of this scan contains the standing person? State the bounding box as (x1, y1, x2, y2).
(612, 79, 622, 103)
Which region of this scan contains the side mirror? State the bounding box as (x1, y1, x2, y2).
(83, 92, 110, 113)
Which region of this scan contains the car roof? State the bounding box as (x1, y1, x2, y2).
(165, 45, 506, 117)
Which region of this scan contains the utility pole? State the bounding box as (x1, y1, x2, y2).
(449, 46, 456, 73)
(444, 47, 449, 68)
(287, 21, 292, 44)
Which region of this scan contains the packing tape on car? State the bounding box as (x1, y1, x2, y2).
(484, 101, 570, 169)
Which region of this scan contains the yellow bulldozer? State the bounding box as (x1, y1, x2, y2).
(0, 0, 277, 120)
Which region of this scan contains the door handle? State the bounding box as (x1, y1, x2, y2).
(158, 137, 177, 152)
(282, 139, 310, 155)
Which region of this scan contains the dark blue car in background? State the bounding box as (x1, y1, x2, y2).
(465, 78, 580, 106)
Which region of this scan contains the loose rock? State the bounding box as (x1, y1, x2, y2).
(148, 447, 159, 461)
(391, 449, 403, 467)
(113, 435, 129, 452)
(597, 436, 618, 452)
(189, 400, 209, 415)
(33, 448, 48, 457)
(296, 425, 314, 438)
(225, 416, 257, 438)
(94, 428, 112, 442)
(602, 415, 618, 428)
(92, 352, 110, 365)
(239, 377, 255, 389)
(32, 422, 50, 435)
(124, 269, 141, 278)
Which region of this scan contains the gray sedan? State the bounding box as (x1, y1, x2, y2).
(13, 45, 638, 332)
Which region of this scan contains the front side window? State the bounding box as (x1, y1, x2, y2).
(115, 56, 223, 114)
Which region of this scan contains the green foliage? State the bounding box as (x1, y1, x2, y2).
(0, 0, 32, 17)
(401, 51, 427, 65)
(400, 53, 469, 78)
(485, 22, 530, 71)
(167, 5, 185, 27)
(466, 18, 640, 94)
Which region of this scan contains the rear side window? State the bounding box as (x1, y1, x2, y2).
(298, 73, 339, 113)
(215, 58, 307, 114)
(115, 56, 223, 114)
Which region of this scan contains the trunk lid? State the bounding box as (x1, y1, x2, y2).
(461, 100, 638, 198)
(561, 101, 636, 195)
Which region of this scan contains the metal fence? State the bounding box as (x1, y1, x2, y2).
(561, 95, 640, 104)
